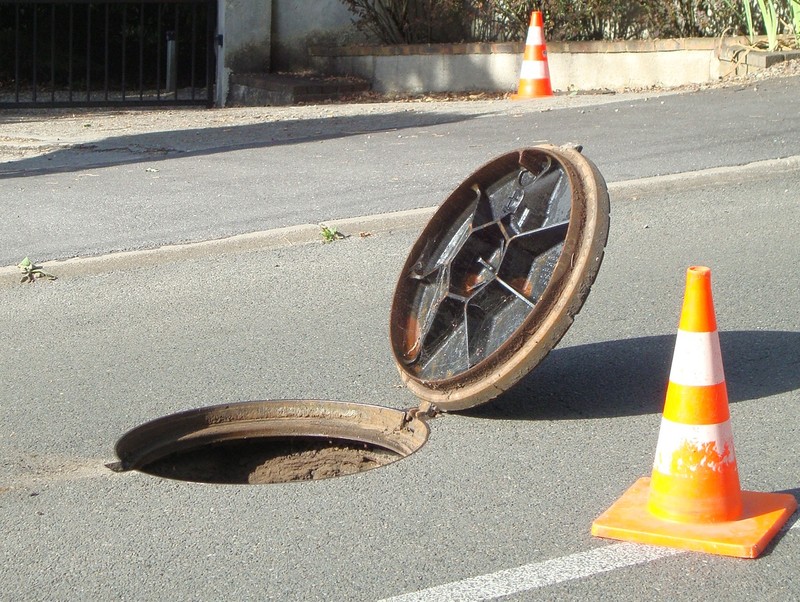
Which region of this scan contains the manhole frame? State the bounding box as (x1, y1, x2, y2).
(114, 399, 431, 478)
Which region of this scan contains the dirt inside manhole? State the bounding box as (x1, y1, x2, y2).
(141, 436, 401, 484)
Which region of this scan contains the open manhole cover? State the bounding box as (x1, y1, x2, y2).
(112, 144, 609, 484)
(390, 145, 610, 410)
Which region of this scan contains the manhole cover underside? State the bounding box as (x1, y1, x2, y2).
(390, 145, 610, 410)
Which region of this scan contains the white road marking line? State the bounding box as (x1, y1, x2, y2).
(381, 514, 798, 602)
(378, 543, 682, 602)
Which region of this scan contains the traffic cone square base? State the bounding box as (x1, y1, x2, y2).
(592, 477, 798, 559)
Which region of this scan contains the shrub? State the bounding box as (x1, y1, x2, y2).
(339, 0, 473, 44)
(339, 0, 782, 43)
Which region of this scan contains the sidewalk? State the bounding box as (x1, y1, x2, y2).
(3, 55, 799, 166)
(0, 90, 651, 164)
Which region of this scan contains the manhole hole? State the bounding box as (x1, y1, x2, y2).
(112, 400, 430, 485)
(112, 144, 610, 484)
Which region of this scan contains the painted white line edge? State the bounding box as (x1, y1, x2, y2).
(378, 543, 683, 602)
(380, 512, 798, 602)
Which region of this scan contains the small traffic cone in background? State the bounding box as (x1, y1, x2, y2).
(592, 266, 797, 558)
(511, 11, 553, 100)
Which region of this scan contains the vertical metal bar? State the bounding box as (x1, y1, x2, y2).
(121, 3, 127, 100)
(68, 3, 74, 101)
(166, 31, 176, 93)
(104, 3, 109, 101)
(86, 4, 92, 102)
(173, 3, 179, 100)
(190, 3, 197, 100)
(32, 4, 37, 102)
(156, 3, 162, 99)
(138, 2, 144, 100)
(14, 2, 20, 103)
(206, 0, 215, 106)
(50, 4, 56, 102)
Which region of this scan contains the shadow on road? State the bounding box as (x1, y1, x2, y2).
(463, 330, 800, 420)
(0, 108, 487, 179)
(759, 487, 800, 557)
(778, 487, 800, 507)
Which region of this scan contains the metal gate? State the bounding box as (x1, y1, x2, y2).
(0, 0, 217, 108)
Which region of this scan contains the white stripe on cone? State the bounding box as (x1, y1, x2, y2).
(652, 418, 737, 474)
(668, 330, 725, 387)
(526, 26, 544, 46)
(519, 60, 548, 80)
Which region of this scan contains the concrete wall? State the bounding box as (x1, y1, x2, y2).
(310, 45, 522, 94)
(309, 38, 751, 95)
(216, 0, 272, 106)
(271, 0, 366, 71)
(549, 49, 721, 91)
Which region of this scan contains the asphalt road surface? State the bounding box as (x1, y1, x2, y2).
(0, 156, 798, 599)
(1, 75, 799, 266)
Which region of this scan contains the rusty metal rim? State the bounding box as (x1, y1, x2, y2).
(389, 144, 610, 411)
(114, 399, 430, 473)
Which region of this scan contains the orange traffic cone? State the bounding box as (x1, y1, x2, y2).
(511, 11, 553, 100)
(592, 266, 797, 558)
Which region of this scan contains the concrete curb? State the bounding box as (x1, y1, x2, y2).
(2, 156, 799, 286)
(0, 207, 437, 286)
(608, 154, 800, 199)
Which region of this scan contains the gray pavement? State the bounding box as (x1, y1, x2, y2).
(2, 75, 800, 266)
(1, 162, 798, 600)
